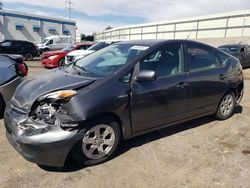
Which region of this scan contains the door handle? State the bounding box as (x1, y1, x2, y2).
(176, 82, 188, 89)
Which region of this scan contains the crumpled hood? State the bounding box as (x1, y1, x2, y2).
(11, 69, 95, 112)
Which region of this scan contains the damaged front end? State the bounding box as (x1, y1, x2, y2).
(29, 90, 80, 131)
(4, 90, 85, 167)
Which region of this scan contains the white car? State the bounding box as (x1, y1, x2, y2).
(65, 40, 120, 65)
(37, 35, 74, 53)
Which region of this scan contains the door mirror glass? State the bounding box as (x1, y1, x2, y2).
(136, 70, 156, 82)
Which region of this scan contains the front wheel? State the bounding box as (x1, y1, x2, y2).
(215, 92, 236, 120)
(58, 58, 65, 67)
(72, 117, 121, 166)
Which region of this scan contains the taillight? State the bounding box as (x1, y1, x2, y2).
(16, 63, 28, 77)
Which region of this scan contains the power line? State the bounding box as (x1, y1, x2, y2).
(65, 0, 74, 20)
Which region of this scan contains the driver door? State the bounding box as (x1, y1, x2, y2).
(131, 42, 189, 133)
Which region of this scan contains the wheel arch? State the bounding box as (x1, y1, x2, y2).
(79, 112, 125, 140)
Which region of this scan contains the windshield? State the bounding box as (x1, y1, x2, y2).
(41, 39, 49, 44)
(87, 42, 109, 51)
(75, 44, 149, 77)
(62, 45, 76, 51)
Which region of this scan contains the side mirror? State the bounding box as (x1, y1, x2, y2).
(135, 70, 156, 82)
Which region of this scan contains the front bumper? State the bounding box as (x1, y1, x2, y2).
(41, 59, 58, 68)
(0, 76, 24, 103)
(4, 104, 83, 167)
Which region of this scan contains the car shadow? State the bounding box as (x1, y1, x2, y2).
(38, 105, 243, 173)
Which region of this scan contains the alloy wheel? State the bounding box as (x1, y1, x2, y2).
(220, 94, 234, 116)
(82, 124, 115, 160)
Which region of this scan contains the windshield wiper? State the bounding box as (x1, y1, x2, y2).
(73, 64, 92, 75)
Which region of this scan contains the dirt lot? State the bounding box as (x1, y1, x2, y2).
(0, 61, 250, 188)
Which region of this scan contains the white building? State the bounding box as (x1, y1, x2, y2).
(0, 9, 76, 43)
(95, 10, 250, 46)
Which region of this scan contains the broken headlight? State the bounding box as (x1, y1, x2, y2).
(30, 90, 77, 124)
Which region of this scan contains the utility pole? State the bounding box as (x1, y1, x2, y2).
(65, 0, 74, 20)
(0, 1, 3, 9)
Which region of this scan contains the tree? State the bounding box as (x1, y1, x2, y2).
(80, 34, 86, 41)
(80, 34, 94, 41)
(105, 26, 112, 30)
(0, 1, 3, 9)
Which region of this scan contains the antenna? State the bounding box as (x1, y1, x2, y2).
(186, 26, 197, 40)
(65, 0, 74, 20)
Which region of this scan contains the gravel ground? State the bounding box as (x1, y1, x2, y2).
(0, 61, 250, 188)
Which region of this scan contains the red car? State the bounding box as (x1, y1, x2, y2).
(41, 42, 94, 68)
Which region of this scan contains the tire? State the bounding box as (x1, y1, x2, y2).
(58, 58, 65, 67)
(72, 117, 121, 166)
(215, 92, 236, 120)
(0, 95, 5, 118)
(24, 53, 33, 61)
(43, 48, 49, 53)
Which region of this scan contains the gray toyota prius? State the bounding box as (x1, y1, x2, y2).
(5, 40, 244, 167)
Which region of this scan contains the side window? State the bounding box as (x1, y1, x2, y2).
(240, 47, 246, 53)
(140, 43, 183, 78)
(186, 43, 217, 71)
(1, 42, 12, 47)
(46, 40, 53, 45)
(121, 70, 133, 83)
(217, 52, 229, 66)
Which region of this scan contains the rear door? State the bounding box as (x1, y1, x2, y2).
(184, 42, 229, 116)
(131, 42, 189, 133)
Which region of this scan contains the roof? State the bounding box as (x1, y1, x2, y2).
(118, 39, 166, 47)
(219, 44, 249, 48)
(0, 9, 76, 26)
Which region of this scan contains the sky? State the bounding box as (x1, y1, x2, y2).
(1, 0, 250, 35)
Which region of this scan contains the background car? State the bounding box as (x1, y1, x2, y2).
(65, 40, 120, 65)
(218, 44, 250, 68)
(0, 54, 28, 117)
(4, 40, 244, 168)
(37, 35, 75, 53)
(0, 40, 39, 61)
(41, 42, 94, 68)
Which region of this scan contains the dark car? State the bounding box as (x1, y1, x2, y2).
(5, 40, 244, 167)
(218, 44, 250, 68)
(0, 40, 39, 61)
(0, 54, 28, 117)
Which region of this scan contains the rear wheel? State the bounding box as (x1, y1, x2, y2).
(72, 117, 121, 166)
(216, 92, 236, 120)
(24, 53, 33, 61)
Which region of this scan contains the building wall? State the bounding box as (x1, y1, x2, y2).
(95, 10, 250, 47)
(0, 10, 76, 43)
